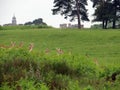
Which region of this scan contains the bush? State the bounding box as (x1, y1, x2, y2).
(0, 47, 120, 89)
(0, 48, 41, 85)
(100, 65, 120, 82)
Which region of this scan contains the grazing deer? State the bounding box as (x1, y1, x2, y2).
(0, 41, 16, 49)
(29, 43, 34, 52)
(93, 58, 99, 66)
(56, 48, 64, 55)
(10, 41, 16, 48)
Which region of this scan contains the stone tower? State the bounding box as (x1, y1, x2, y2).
(12, 15, 17, 25)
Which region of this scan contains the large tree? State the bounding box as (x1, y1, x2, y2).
(93, 1, 113, 29)
(52, 0, 89, 29)
(91, 0, 120, 29)
(112, 0, 120, 28)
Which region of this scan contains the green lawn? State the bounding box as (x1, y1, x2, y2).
(0, 28, 120, 65)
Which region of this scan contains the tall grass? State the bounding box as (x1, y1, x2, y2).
(0, 46, 120, 90)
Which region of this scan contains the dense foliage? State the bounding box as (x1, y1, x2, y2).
(24, 18, 47, 26)
(0, 46, 120, 90)
(92, 0, 120, 29)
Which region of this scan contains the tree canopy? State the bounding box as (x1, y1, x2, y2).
(91, 0, 120, 29)
(24, 18, 47, 26)
(52, 0, 89, 29)
(52, 0, 120, 29)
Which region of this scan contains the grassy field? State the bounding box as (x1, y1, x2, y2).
(0, 28, 120, 65)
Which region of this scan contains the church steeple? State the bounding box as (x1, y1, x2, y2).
(12, 14, 17, 25)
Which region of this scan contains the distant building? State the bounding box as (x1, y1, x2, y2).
(60, 23, 84, 28)
(12, 15, 17, 25)
(68, 23, 78, 28)
(3, 15, 17, 26)
(60, 24, 67, 28)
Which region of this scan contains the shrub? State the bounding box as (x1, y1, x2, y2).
(100, 65, 120, 82)
(0, 58, 39, 85)
(1, 46, 120, 89)
(0, 48, 40, 86)
(48, 74, 70, 90)
(16, 79, 49, 90)
(53, 61, 73, 75)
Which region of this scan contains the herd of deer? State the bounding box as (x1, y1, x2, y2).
(0, 41, 34, 52)
(0, 41, 99, 65)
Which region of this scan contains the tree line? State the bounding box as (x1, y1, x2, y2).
(52, 0, 120, 29)
(24, 18, 47, 26)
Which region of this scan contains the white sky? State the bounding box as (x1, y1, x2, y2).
(0, 0, 95, 28)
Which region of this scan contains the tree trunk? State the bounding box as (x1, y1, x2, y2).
(77, 13, 81, 29)
(105, 20, 108, 29)
(112, 0, 117, 29)
(76, 0, 81, 29)
(102, 20, 105, 29)
(112, 19, 116, 29)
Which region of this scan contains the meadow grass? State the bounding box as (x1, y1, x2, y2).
(0, 28, 120, 65)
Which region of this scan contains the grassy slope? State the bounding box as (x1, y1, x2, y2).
(0, 28, 120, 65)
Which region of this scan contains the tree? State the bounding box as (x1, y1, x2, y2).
(33, 18, 43, 25)
(93, 1, 113, 29)
(52, 0, 89, 29)
(91, 0, 120, 29)
(24, 21, 33, 25)
(112, 0, 120, 28)
(91, 0, 100, 7)
(24, 18, 47, 26)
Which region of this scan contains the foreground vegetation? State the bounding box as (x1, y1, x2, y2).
(0, 27, 120, 89)
(0, 46, 120, 90)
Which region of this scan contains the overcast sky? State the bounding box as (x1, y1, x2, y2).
(0, 0, 95, 28)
